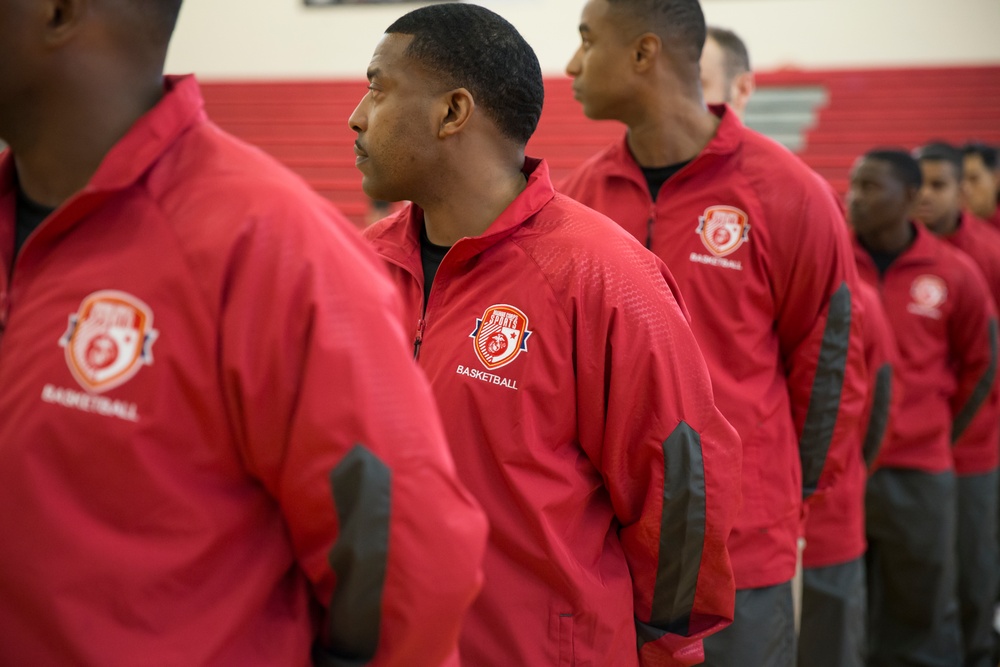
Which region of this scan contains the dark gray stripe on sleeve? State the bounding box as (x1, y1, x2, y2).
(636, 421, 706, 649)
(314, 444, 391, 667)
(862, 363, 893, 468)
(800, 282, 851, 499)
(952, 317, 998, 443)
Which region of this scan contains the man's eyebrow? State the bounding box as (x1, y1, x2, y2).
(366, 67, 381, 81)
(579, 23, 590, 33)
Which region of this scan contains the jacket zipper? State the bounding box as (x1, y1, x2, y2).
(413, 317, 426, 360)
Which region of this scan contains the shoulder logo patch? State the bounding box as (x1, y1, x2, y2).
(59, 290, 159, 393)
(908, 275, 947, 319)
(696, 205, 750, 257)
(469, 304, 531, 370)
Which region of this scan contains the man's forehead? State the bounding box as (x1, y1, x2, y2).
(368, 33, 415, 75)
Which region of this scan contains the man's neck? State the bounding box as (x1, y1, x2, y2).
(625, 93, 719, 168)
(860, 220, 915, 255)
(925, 211, 961, 237)
(8, 76, 164, 208)
(421, 160, 528, 247)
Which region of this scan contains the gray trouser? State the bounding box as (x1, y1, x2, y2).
(797, 556, 866, 667)
(702, 581, 795, 667)
(955, 470, 999, 667)
(865, 467, 962, 667)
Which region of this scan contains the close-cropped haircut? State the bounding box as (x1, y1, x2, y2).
(863, 148, 923, 190)
(963, 142, 999, 170)
(706, 26, 751, 78)
(606, 0, 706, 64)
(913, 141, 964, 180)
(386, 3, 544, 146)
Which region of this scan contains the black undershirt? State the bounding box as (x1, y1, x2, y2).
(15, 187, 54, 256)
(419, 224, 450, 309)
(641, 161, 690, 201)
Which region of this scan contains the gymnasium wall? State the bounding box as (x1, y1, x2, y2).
(166, 0, 1000, 80)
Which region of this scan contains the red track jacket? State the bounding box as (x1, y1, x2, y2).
(932, 212, 1000, 474)
(854, 223, 999, 474)
(803, 281, 898, 568)
(0, 76, 488, 667)
(559, 106, 868, 588)
(365, 159, 741, 667)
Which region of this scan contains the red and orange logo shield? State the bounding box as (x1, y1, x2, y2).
(469, 304, 531, 370)
(59, 290, 159, 393)
(696, 205, 751, 257)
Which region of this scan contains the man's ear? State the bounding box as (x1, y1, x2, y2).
(439, 88, 475, 138)
(731, 71, 756, 117)
(43, 0, 89, 47)
(633, 33, 661, 73)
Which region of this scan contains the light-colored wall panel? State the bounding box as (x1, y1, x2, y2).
(165, 0, 1000, 79)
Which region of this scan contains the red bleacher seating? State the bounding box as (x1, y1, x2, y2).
(201, 65, 1000, 227)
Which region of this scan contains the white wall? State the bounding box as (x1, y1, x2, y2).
(165, 0, 1000, 80)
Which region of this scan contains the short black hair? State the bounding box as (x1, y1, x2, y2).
(963, 142, 999, 170)
(863, 148, 923, 190)
(706, 25, 751, 78)
(913, 141, 963, 180)
(606, 0, 706, 64)
(386, 3, 543, 146)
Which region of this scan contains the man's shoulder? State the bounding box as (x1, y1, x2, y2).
(558, 140, 627, 194)
(153, 122, 354, 238)
(520, 193, 662, 277)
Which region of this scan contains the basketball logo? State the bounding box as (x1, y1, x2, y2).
(696, 205, 750, 257)
(469, 304, 531, 370)
(59, 290, 159, 393)
(910, 275, 947, 309)
(908, 275, 947, 319)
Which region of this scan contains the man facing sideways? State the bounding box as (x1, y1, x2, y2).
(0, 1, 489, 665)
(914, 141, 1000, 667)
(962, 142, 1000, 231)
(559, 1, 867, 664)
(699, 25, 755, 120)
(698, 29, 883, 667)
(848, 149, 998, 667)
(351, 4, 742, 665)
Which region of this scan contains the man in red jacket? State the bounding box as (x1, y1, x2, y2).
(350, 4, 742, 666)
(0, 1, 489, 665)
(849, 148, 998, 667)
(696, 25, 883, 666)
(914, 141, 1000, 667)
(559, 1, 868, 663)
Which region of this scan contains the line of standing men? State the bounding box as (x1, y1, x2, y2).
(0, 0, 992, 666)
(702, 26, 1000, 667)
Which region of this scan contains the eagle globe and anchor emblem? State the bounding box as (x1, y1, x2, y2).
(59, 290, 159, 393)
(696, 205, 751, 257)
(469, 304, 531, 370)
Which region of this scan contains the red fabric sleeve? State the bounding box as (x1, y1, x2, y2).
(773, 182, 868, 503)
(219, 211, 488, 666)
(948, 252, 1000, 474)
(574, 250, 741, 666)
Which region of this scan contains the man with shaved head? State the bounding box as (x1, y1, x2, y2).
(559, 1, 869, 663)
(0, 1, 490, 664)
(352, 3, 742, 665)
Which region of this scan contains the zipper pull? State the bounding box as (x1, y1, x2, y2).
(413, 318, 426, 360)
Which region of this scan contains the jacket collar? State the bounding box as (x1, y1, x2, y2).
(1, 75, 205, 202)
(368, 156, 555, 270)
(853, 221, 941, 271)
